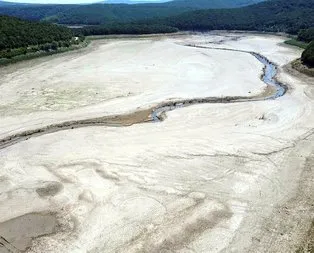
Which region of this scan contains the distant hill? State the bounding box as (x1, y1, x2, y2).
(0, 0, 23, 5)
(147, 0, 314, 34)
(103, 0, 170, 4)
(0, 15, 73, 52)
(0, 5, 76, 21)
(0, 0, 38, 6)
(42, 4, 191, 25)
(101, 0, 263, 7)
(165, 0, 265, 9)
(0, 0, 266, 25)
(1, 0, 312, 34)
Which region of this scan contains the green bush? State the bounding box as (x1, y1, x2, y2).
(298, 28, 314, 42)
(301, 41, 314, 67)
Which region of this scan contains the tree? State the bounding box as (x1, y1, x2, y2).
(298, 28, 314, 42)
(0, 15, 76, 59)
(301, 41, 314, 67)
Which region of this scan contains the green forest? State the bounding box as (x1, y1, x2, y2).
(146, 0, 314, 34)
(0, 0, 313, 34)
(297, 28, 314, 67)
(74, 24, 177, 36)
(0, 15, 80, 60)
(43, 4, 189, 25)
(0, 0, 313, 68)
(69, 0, 314, 37)
(0, 0, 264, 25)
(298, 28, 314, 43)
(302, 41, 314, 67)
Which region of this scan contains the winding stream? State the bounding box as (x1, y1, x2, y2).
(252, 52, 285, 98)
(151, 45, 286, 121)
(0, 45, 287, 150)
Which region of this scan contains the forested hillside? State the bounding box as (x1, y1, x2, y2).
(0, 0, 265, 25)
(0, 15, 73, 50)
(44, 4, 190, 25)
(0, 5, 75, 21)
(103, 0, 170, 3)
(165, 0, 264, 9)
(74, 23, 178, 36)
(298, 28, 314, 43)
(0, 15, 77, 60)
(147, 0, 314, 34)
(68, 0, 314, 37)
(302, 41, 314, 67)
(0, 1, 27, 6)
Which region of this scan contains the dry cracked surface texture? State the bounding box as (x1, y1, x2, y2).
(0, 32, 313, 253)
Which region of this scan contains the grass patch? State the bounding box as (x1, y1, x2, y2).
(284, 39, 309, 49)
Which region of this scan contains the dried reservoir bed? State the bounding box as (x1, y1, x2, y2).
(0, 32, 313, 253)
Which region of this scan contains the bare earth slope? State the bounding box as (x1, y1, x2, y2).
(0, 32, 313, 253)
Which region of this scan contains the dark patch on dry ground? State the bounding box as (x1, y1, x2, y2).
(104, 197, 232, 253)
(0, 213, 57, 253)
(246, 147, 314, 253)
(291, 59, 314, 77)
(294, 154, 314, 253)
(296, 220, 314, 253)
(36, 181, 64, 197)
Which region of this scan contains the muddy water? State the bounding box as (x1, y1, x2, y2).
(0, 213, 57, 252)
(251, 52, 286, 98)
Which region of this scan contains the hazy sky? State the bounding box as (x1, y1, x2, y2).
(3, 0, 154, 3)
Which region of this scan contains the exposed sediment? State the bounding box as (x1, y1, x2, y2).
(0, 47, 286, 150)
(0, 33, 312, 253)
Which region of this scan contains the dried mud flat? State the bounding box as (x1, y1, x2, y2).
(0, 32, 313, 253)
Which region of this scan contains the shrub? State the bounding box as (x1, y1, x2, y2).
(301, 41, 314, 67)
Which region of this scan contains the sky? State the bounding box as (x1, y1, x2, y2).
(3, 0, 155, 3)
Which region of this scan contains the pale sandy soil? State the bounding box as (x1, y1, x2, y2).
(0, 33, 313, 253)
(0, 34, 268, 138)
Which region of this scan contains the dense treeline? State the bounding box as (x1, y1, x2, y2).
(145, 0, 314, 34)
(0, 15, 76, 59)
(301, 41, 314, 67)
(0, 0, 312, 35)
(0, 15, 73, 50)
(164, 0, 264, 9)
(0, 0, 313, 69)
(50, 4, 190, 25)
(74, 24, 178, 36)
(298, 28, 314, 43)
(0, 5, 75, 21)
(0, 4, 191, 25)
(0, 0, 264, 25)
(66, 0, 314, 37)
